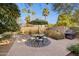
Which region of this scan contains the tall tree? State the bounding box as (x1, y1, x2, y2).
(0, 3, 20, 34)
(57, 12, 77, 27)
(52, 3, 79, 26)
(52, 3, 79, 13)
(25, 15, 30, 26)
(42, 8, 49, 21)
(72, 9, 79, 25)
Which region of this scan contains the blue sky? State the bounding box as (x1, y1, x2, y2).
(17, 3, 59, 25)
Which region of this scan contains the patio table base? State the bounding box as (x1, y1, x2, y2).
(25, 36, 51, 47)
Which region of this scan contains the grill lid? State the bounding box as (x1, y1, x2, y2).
(65, 29, 76, 34)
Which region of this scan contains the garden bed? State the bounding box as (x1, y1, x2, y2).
(45, 30, 64, 40)
(0, 32, 12, 46)
(0, 39, 11, 46)
(67, 44, 79, 56)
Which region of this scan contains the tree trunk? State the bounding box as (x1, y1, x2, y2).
(45, 16, 48, 27)
(45, 16, 46, 21)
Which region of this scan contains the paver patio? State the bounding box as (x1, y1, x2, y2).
(7, 36, 79, 56)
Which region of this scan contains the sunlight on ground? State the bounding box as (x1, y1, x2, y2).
(16, 39, 27, 43)
(0, 40, 10, 45)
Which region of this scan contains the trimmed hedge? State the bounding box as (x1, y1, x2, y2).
(30, 19, 48, 25)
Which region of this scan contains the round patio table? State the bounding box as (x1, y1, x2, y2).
(30, 34, 47, 47)
(31, 34, 45, 47)
(26, 34, 50, 47)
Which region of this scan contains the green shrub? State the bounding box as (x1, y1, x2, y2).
(45, 30, 64, 40)
(17, 31, 22, 34)
(67, 44, 79, 56)
(0, 34, 12, 41)
(48, 24, 54, 28)
(3, 34, 12, 39)
(0, 35, 11, 41)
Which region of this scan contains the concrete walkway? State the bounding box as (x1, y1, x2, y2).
(7, 37, 79, 56)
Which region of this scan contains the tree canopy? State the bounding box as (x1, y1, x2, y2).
(52, 3, 79, 26)
(57, 12, 78, 27)
(0, 3, 20, 34)
(72, 9, 79, 25)
(52, 3, 79, 13)
(42, 8, 49, 20)
(30, 19, 48, 25)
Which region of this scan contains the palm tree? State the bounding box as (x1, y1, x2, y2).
(42, 8, 49, 21)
